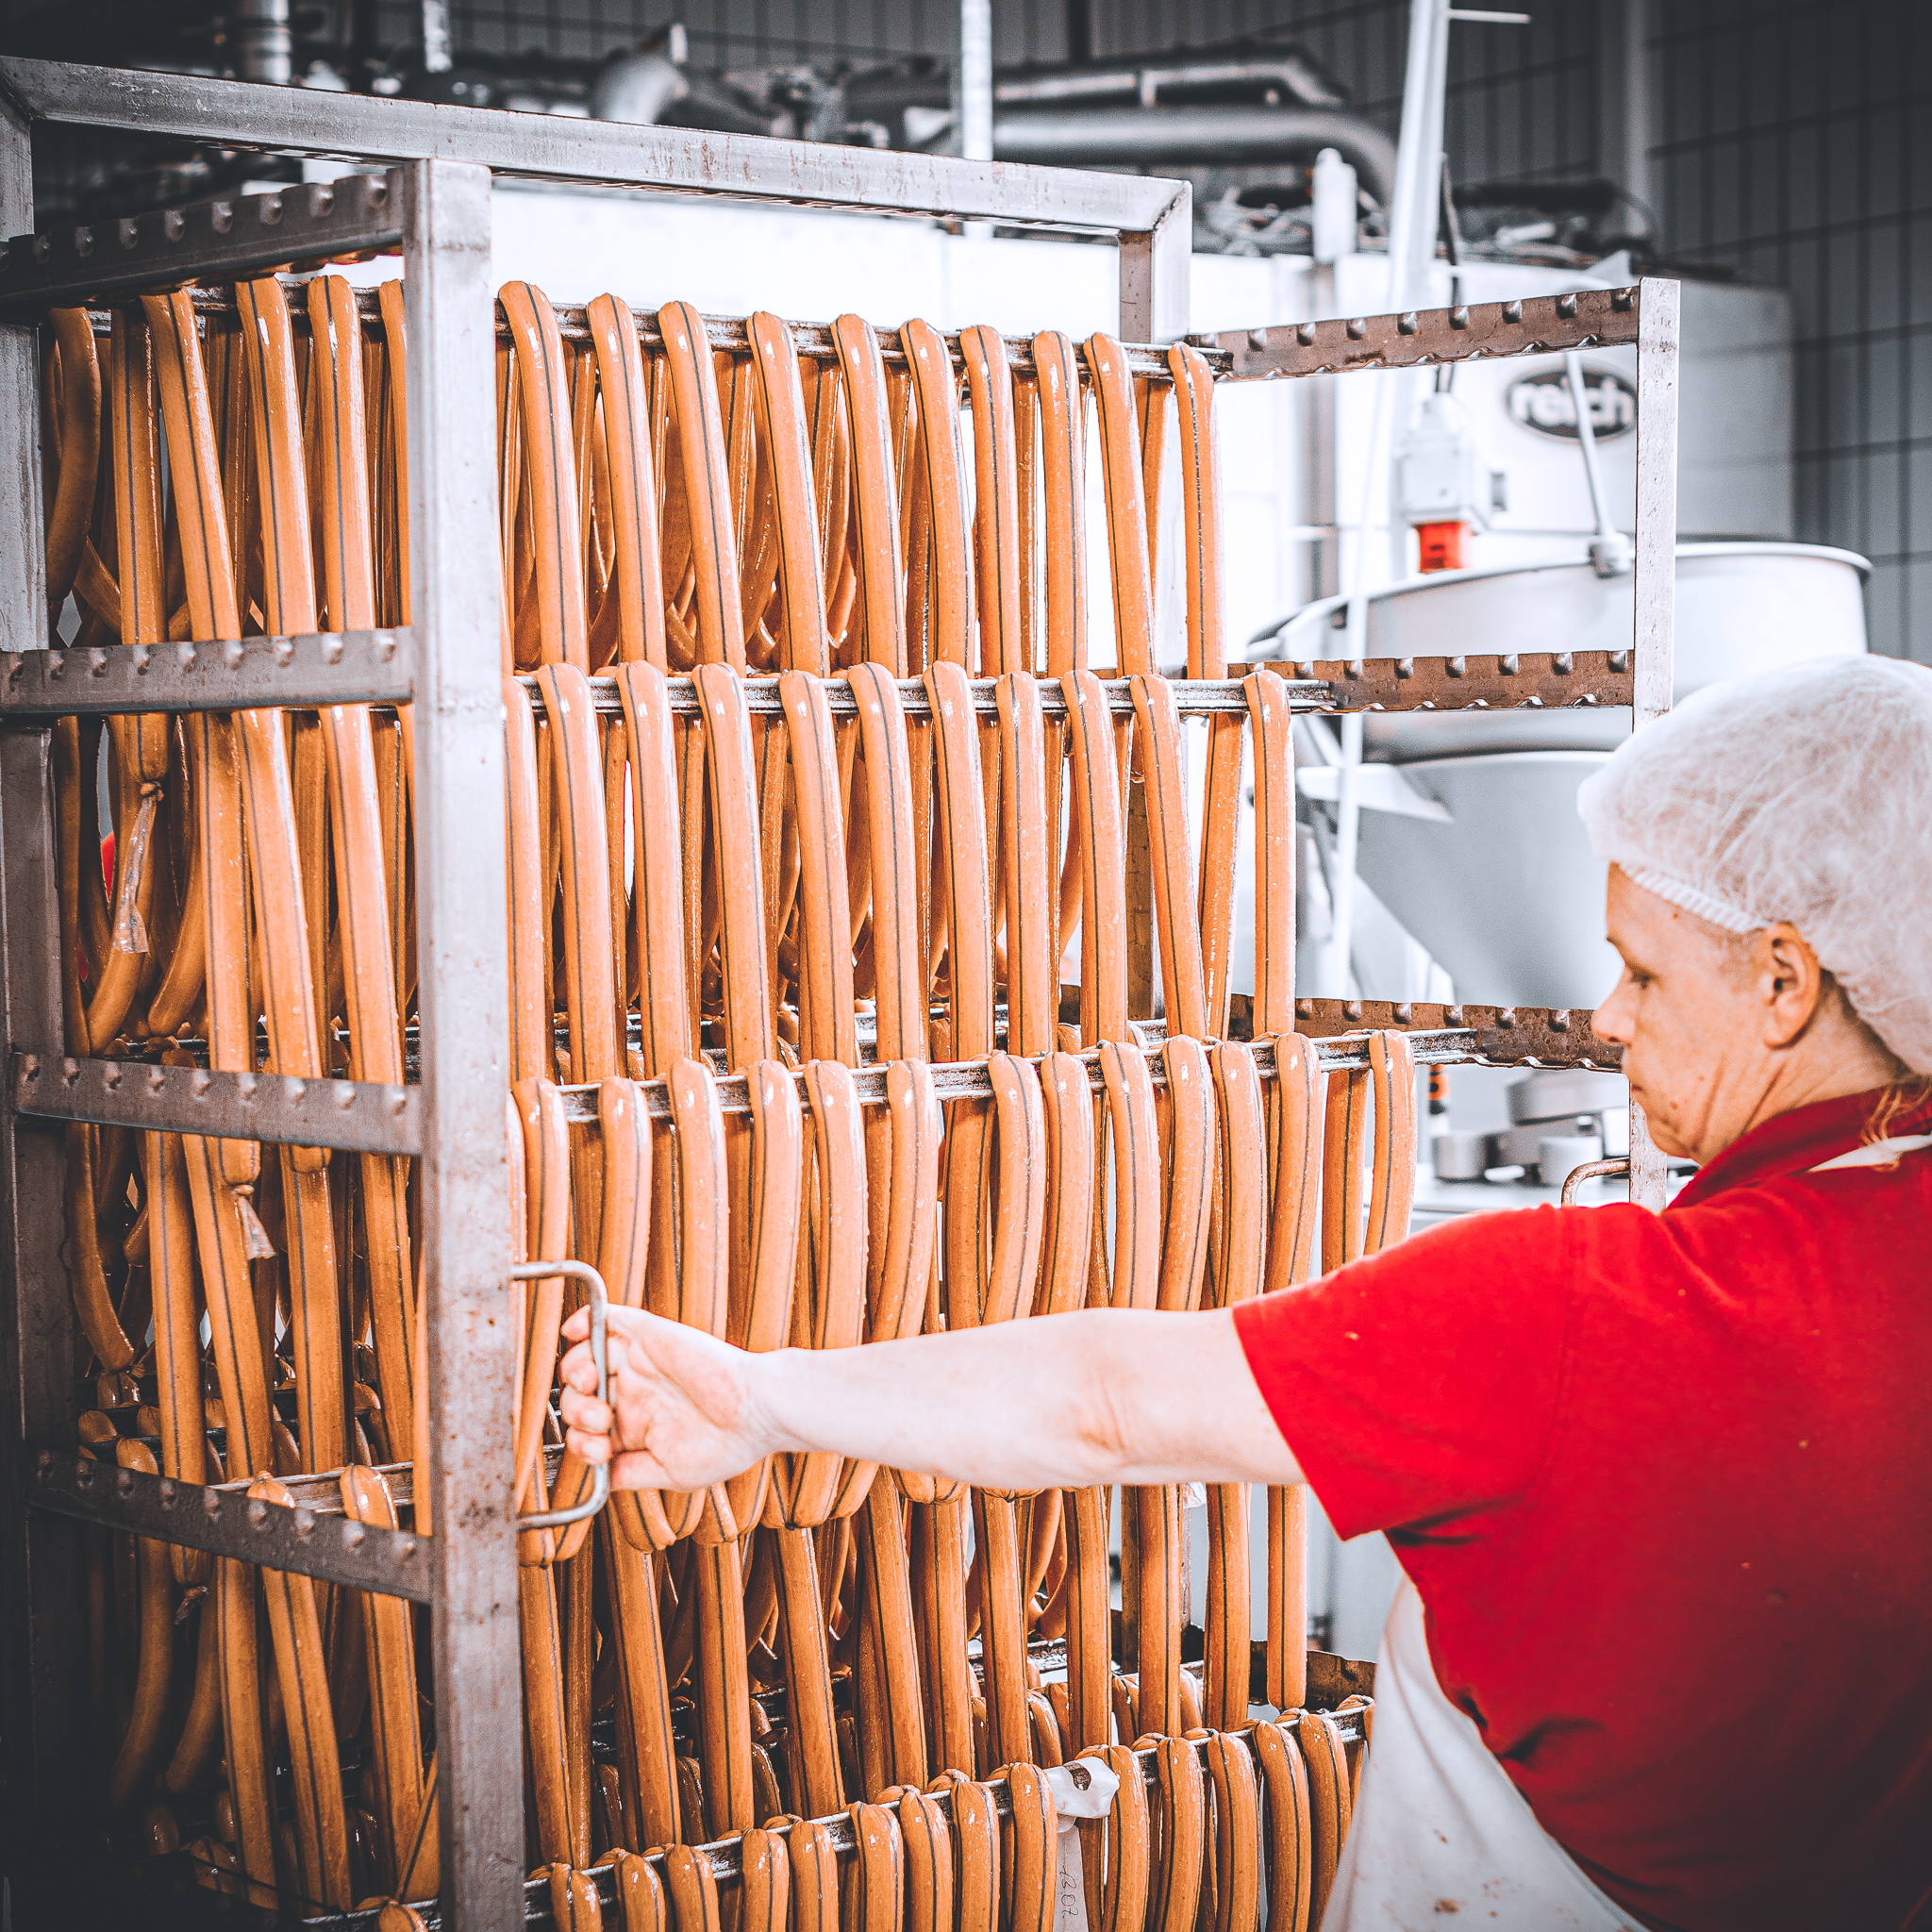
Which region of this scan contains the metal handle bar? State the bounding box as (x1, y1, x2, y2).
(508, 1257, 611, 1533)
(1560, 1157, 1631, 1207)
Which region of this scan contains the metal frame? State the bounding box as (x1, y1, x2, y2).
(0, 57, 1675, 1931)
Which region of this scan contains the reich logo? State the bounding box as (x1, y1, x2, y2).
(1506, 366, 1637, 441)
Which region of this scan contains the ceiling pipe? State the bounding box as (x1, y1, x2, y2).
(992, 106, 1397, 209)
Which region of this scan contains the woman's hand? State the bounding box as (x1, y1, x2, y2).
(558, 1306, 772, 1491)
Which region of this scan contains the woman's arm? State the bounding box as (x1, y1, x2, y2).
(558, 1304, 1304, 1494)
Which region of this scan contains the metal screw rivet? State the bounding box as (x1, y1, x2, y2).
(1557, 292, 1578, 318)
(1397, 311, 1418, 335)
(1345, 317, 1366, 340)
(1503, 300, 1524, 324)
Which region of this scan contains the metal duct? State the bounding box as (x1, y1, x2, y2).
(590, 50, 690, 125)
(992, 107, 1397, 208)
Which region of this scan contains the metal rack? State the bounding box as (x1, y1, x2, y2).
(0, 55, 1674, 1930)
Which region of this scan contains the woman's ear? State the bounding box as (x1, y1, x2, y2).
(1757, 922, 1827, 1048)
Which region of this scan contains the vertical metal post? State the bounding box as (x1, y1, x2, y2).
(1626, 275, 1679, 1212)
(0, 90, 86, 1820)
(1119, 187, 1192, 344)
(403, 157, 523, 1925)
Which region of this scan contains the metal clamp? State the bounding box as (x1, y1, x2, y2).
(1560, 1157, 1631, 1207)
(508, 1258, 611, 1532)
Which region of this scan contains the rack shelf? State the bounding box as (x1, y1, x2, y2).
(0, 55, 1675, 1932)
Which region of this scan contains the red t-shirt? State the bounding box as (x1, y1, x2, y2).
(1234, 1087, 1932, 1932)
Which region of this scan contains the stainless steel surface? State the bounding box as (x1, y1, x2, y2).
(0, 91, 85, 1812)
(0, 173, 401, 315)
(9, 1054, 421, 1155)
(405, 157, 525, 1929)
(27, 1450, 433, 1602)
(0, 630, 414, 714)
(1431, 1130, 1490, 1181)
(994, 105, 1397, 206)
(1507, 1066, 1626, 1124)
(1121, 178, 1191, 343)
(1627, 276, 1680, 1213)
(1353, 750, 1619, 1008)
(507, 1260, 609, 1534)
(1255, 544, 1868, 761)
(1208, 284, 1639, 383)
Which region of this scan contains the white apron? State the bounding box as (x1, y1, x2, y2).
(1323, 1132, 1932, 1931)
(1322, 1577, 1642, 1931)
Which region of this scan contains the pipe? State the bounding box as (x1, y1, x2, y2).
(994, 55, 1344, 110)
(1564, 350, 1632, 577)
(232, 0, 292, 85)
(956, 0, 994, 163)
(992, 107, 1397, 208)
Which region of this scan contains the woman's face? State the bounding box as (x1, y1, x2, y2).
(1591, 868, 1758, 1161)
(1591, 865, 1890, 1163)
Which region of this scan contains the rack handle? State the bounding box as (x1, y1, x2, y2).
(508, 1257, 611, 1532)
(1559, 1157, 1630, 1208)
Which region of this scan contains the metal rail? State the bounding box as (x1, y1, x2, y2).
(1207, 283, 1639, 380)
(27, 1450, 432, 1601)
(0, 629, 413, 713)
(0, 645, 1624, 723)
(1252, 648, 1634, 715)
(9, 1055, 421, 1154)
(12, 998, 1618, 1143)
(101, 284, 1222, 383)
(0, 57, 1194, 341)
(0, 171, 403, 314)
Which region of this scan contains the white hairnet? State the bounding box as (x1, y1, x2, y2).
(1575, 654, 1932, 1074)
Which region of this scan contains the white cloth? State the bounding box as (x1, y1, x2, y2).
(1321, 1583, 1643, 1931)
(1806, 1132, 1932, 1172)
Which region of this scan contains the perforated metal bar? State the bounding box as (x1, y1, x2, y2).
(9, 1054, 421, 1154)
(1208, 283, 1641, 381)
(26, 1450, 432, 1601)
(0, 629, 413, 713)
(0, 172, 402, 314)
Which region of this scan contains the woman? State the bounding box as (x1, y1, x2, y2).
(559, 655, 1932, 1932)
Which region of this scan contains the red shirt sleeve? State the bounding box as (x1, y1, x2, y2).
(1232, 1205, 1574, 1542)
